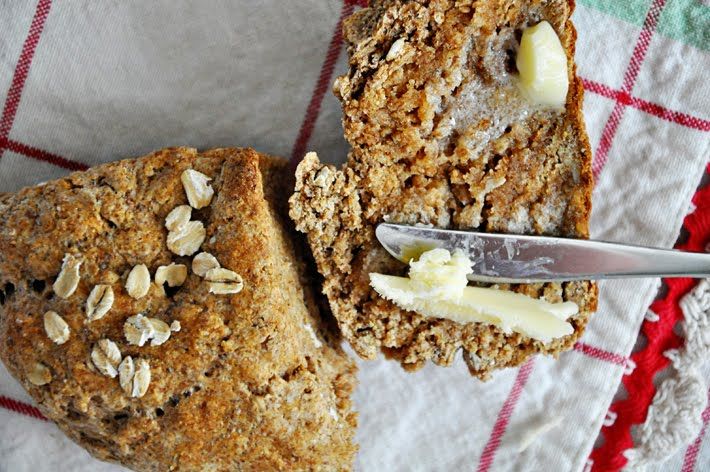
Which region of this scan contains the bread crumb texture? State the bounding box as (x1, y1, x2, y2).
(290, 0, 597, 379)
(0, 147, 357, 470)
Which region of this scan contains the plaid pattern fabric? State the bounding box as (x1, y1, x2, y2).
(0, 1, 708, 470)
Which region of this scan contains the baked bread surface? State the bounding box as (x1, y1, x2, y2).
(290, 0, 597, 378)
(0, 147, 357, 471)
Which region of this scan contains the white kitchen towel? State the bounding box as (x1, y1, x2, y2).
(0, 1, 708, 471)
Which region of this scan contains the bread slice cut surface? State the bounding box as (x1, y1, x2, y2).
(290, 0, 597, 378)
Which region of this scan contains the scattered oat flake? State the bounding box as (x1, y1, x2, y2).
(44, 311, 70, 344)
(119, 355, 151, 398)
(208, 282, 244, 295)
(126, 264, 151, 299)
(170, 320, 181, 332)
(155, 263, 188, 287)
(86, 284, 114, 321)
(150, 318, 171, 346)
(91, 339, 122, 378)
(204, 267, 240, 282)
(132, 359, 151, 398)
(205, 267, 244, 294)
(118, 356, 135, 395)
(181, 169, 214, 209)
(167, 220, 206, 256)
(99, 339, 122, 365)
(165, 205, 192, 231)
(27, 362, 52, 386)
(124, 314, 155, 347)
(53, 253, 82, 299)
(192, 252, 220, 277)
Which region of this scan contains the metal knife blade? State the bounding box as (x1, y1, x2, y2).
(375, 223, 710, 283)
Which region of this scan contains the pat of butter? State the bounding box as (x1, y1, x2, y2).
(369, 248, 577, 343)
(516, 21, 569, 109)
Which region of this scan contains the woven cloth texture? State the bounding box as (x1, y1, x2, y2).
(0, 1, 708, 470)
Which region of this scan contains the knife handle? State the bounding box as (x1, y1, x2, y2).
(565, 240, 710, 279)
(466, 236, 710, 283)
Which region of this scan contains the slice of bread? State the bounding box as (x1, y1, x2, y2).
(290, 0, 597, 378)
(0, 147, 357, 470)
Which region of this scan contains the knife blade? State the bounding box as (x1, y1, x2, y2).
(375, 223, 710, 283)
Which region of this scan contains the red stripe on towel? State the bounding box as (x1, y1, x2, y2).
(0, 395, 46, 421)
(0, 0, 52, 143)
(582, 78, 710, 132)
(290, 2, 355, 165)
(591, 0, 667, 179)
(573, 342, 628, 366)
(477, 359, 536, 472)
(2, 138, 88, 171)
(681, 388, 710, 472)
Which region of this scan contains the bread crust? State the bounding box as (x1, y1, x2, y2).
(0, 147, 357, 471)
(290, 0, 597, 378)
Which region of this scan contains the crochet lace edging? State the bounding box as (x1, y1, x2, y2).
(590, 165, 710, 471)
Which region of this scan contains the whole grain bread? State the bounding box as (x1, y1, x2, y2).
(290, 0, 597, 378)
(0, 147, 357, 470)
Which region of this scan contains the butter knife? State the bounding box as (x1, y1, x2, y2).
(376, 223, 710, 283)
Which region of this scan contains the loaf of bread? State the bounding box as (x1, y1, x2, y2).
(290, 0, 597, 378)
(0, 147, 357, 470)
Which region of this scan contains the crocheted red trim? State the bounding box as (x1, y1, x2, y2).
(590, 163, 710, 471)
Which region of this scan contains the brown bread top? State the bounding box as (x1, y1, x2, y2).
(0, 147, 357, 471)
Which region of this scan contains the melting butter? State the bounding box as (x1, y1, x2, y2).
(516, 21, 569, 109)
(370, 248, 577, 343)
